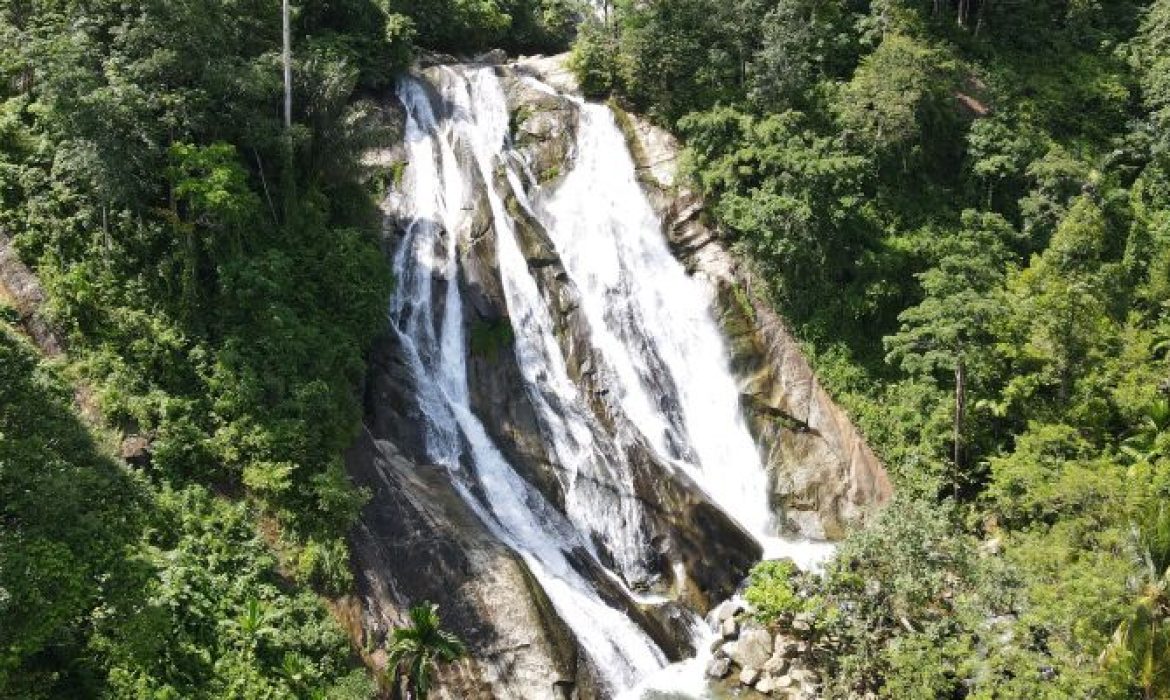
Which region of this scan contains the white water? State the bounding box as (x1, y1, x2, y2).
(394, 69, 665, 693)
(390, 64, 833, 697)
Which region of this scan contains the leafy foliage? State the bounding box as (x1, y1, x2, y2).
(385, 603, 466, 700)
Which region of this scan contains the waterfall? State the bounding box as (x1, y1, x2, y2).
(389, 63, 828, 697)
(393, 68, 666, 694)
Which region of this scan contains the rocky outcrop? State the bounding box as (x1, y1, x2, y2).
(704, 600, 825, 699)
(0, 230, 65, 357)
(348, 329, 596, 699)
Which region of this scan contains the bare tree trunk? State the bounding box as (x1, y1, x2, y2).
(252, 148, 279, 226)
(102, 203, 110, 264)
(953, 355, 967, 498)
(282, 0, 291, 130)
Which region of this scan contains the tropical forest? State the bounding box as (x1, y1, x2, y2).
(1, 0, 1169, 699)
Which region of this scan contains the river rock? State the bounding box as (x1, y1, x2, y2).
(731, 627, 773, 669)
(740, 667, 761, 687)
(756, 675, 778, 694)
(715, 600, 744, 622)
(719, 640, 738, 659)
(706, 657, 732, 679)
(764, 653, 790, 675)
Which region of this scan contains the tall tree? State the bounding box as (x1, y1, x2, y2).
(885, 211, 1015, 484)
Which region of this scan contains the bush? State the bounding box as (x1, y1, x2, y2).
(745, 559, 805, 622)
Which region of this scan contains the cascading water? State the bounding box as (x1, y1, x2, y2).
(393, 68, 669, 694)
(389, 63, 830, 697)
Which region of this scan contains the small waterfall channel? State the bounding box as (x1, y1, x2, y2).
(387, 64, 829, 697)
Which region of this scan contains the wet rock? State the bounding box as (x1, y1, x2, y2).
(740, 667, 761, 687)
(731, 627, 773, 669)
(706, 657, 731, 679)
(474, 48, 507, 64)
(346, 429, 585, 698)
(719, 640, 738, 661)
(715, 600, 744, 622)
(720, 618, 739, 640)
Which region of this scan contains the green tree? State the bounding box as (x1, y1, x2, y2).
(747, 0, 855, 111)
(385, 603, 467, 700)
(833, 33, 956, 169)
(885, 211, 1015, 485)
(1121, 398, 1170, 465)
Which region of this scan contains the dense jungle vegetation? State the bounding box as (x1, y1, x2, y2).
(574, 0, 1170, 697)
(0, 0, 571, 696)
(5, 0, 1170, 697)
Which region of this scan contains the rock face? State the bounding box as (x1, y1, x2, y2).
(347, 429, 588, 700)
(348, 325, 597, 699)
(0, 230, 65, 356)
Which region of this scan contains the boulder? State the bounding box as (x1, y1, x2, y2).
(730, 627, 773, 669)
(120, 434, 152, 469)
(792, 613, 814, 637)
(773, 674, 795, 689)
(775, 638, 802, 658)
(756, 675, 777, 695)
(719, 640, 738, 659)
(0, 230, 65, 357)
(715, 600, 744, 622)
(763, 653, 790, 675)
(790, 668, 820, 692)
(739, 667, 761, 687)
(706, 657, 731, 679)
